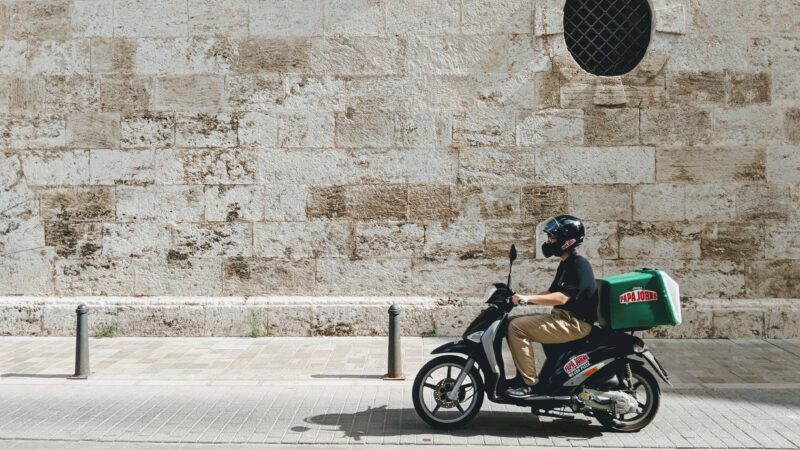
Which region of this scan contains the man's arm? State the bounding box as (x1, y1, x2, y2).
(512, 291, 569, 306)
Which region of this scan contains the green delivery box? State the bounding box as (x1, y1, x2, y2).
(596, 269, 681, 330)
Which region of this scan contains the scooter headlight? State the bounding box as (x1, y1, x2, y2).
(466, 331, 484, 343)
(484, 286, 497, 301)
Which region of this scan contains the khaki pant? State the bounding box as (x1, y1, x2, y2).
(507, 309, 592, 386)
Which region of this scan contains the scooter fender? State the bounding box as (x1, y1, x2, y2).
(430, 339, 480, 356)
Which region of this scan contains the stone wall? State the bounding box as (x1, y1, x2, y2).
(0, 1, 798, 336)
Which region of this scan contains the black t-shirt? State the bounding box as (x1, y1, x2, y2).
(549, 252, 598, 324)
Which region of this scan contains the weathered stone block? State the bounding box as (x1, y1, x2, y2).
(55, 257, 135, 295)
(260, 149, 348, 184)
(182, 148, 257, 184)
(459, 148, 536, 185)
(713, 107, 783, 146)
(254, 222, 351, 259)
(409, 185, 456, 221)
(155, 76, 222, 110)
(185, 36, 237, 74)
(766, 306, 800, 339)
(412, 258, 552, 295)
(335, 111, 394, 148)
(133, 37, 189, 75)
(346, 185, 408, 220)
(766, 146, 800, 185)
(746, 260, 800, 298)
(457, 185, 519, 220)
(462, 0, 530, 34)
(537, 147, 655, 184)
(203, 303, 264, 337)
(116, 186, 203, 222)
(325, 0, 385, 37)
(583, 108, 639, 146)
(102, 223, 171, 258)
(9, 77, 45, 113)
(265, 184, 307, 222)
(352, 148, 458, 184)
(249, 0, 322, 36)
(667, 71, 726, 106)
(204, 185, 265, 222)
(43, 75, 101, 113)
(238, 112, 277, 148)
(176, 113, 238, 148)
(90, 38, 136, 73)
(134, 257, 223, 296)
(484, 221, 536, 259)
(355, 222, 425, 258)
(224, 74, 281, 110)
(0, 248, 54, 295)
(99, 76, 151, 112)
(66, 112, 119, 148)
(766, 225, 800, 259)
(736, 183, 790, 221)
(580, 221, 619, 260)
(28, 39, 90, 75)
(189, 0, 248, 36)
(684, 183, 736, 222)
(633, 184, 684, 221)
(0, 300, 44, 335)
(117, 304, 206, 336)
(266, 304, 313, 336)
(6, 114, 66, 148)
(711, 309, 765, 338)
(307, 185, 347, 219)
(517, 109, 583, 146)
(10, 0, 70, 39)
(567, 184, 632, 221)
(90, 149, 154, 185)
(40, 187, 114, 221)
(423, 221, 485, 258)
(640, 108, 711, 145)
(113, 0, 188, 37)
(386, 0, 459, 34)
(727, 72, 771, 106)
(619, 222, 702, 259)
(0, 40, 27, 74)
(172, 223, 251, 258)
(44, 221, 102, 258)
(656, 146, 766, 182)
(316, 258, 412, 295)
(310, 36, 405, 76)
(452, 109, 515, 148)
(121, 113, 175, 148)
(153, 148, 184, 184)
(396, 112, 451, 148)
(785, 109, 800, 145)
(278, 112, 334, 148)
(702, 223, 765, 260)
(408, 35, 509, 75)
(312, 305, 387, 336)
(72, 0, 114, 37)
(521, 185, 567, 222)
(21, 150, 90, 186)
(232, 37, 311, 73)
(223, 258, 315, 295)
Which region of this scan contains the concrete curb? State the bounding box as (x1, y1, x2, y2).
(0, 296, 798, 338)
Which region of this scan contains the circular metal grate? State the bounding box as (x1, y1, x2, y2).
(563, 0, 653, 76)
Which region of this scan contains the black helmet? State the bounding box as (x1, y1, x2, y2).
(541, 215, 585, 258)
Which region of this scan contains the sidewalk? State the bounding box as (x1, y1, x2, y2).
(1, 337, 800, 448)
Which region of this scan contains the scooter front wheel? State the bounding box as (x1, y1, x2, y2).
(412, 354, 484, 429)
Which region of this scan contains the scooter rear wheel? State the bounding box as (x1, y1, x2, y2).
(412, 355, 484, 429)
(595, 363, 660, 432)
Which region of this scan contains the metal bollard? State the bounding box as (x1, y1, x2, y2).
(384, 304, 405, 380)
(68, 304, 90, 380)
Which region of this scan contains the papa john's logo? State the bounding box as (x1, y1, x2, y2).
(619, 288, 659, 304)
(563, 353, 591, 377)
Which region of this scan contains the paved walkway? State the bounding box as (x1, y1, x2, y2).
(1, 337, 800, 448)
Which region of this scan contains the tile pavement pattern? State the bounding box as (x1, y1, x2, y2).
(1, 337, 800, 447)
(0, 0, 798, 335)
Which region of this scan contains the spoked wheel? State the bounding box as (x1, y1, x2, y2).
(412, 355, 484, 429)
(596, 363, 660, 432)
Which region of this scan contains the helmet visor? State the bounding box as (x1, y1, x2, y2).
(542, 217, 563, 236)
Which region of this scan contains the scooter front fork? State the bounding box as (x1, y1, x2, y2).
(445, 357, 475, 401)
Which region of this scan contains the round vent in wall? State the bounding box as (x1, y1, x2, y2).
(563, 0, 653, 76)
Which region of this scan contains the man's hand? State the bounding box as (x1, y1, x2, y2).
(511, 294, 527, 305)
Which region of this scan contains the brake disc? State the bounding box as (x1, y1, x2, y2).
(432, 378, 466, 409)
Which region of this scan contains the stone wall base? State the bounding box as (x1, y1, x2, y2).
(0, 297, 797, 338)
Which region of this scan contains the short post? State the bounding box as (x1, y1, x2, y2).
(384, 304, 404, 380)
(68, 304, 90, 380)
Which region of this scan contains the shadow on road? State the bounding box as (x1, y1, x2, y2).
(302, 406, 603, 441)
(1, 373, 72, 378)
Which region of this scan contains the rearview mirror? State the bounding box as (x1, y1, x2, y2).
(509, 244, 517, 263)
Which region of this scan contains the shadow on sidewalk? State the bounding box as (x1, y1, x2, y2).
(1, 373, 72, 378)
(301, 406, 603, 441)
(311, 374, 385, 379)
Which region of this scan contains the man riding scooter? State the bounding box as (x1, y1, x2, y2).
(506, 215, 598, 398)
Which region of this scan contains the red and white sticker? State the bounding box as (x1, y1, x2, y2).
(619, 288, 659, 304)
(561, 238, 576, 250)
(563, 353, 591, 377)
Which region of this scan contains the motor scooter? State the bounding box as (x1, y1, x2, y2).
(412, 245, 672, 432)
